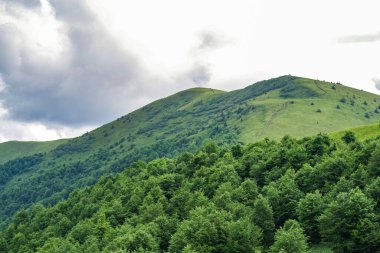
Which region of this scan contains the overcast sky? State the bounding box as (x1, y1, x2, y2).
(0, 0, 379, 142)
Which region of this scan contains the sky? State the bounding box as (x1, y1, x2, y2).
(0, 0, 379, 142)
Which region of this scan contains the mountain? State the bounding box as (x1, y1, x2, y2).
(0, 139, 68, 165)
(1, 75, 380, 226)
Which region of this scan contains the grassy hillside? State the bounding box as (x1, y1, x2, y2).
(234, 77, 380, 142)
(331, 123, 380, 141)
(0, 139, 69, 165)
(1, 75, 380, 227)
(1, 134, 379, 252)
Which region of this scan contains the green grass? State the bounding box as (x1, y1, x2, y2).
(330, 123, 380, 141)
(238, 77, 380, 142)
(1, 75, 380, 226)
(0, 139, 69, 165)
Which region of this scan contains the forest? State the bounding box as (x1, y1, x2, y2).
(1, 76, 380, 230)
(0, 132, 379, 252)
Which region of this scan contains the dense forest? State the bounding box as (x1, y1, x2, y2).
(1, 132, 379, 252)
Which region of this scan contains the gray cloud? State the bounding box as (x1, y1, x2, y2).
(338, 31, 380, 43)
(183, 31, 228, 87)
(1, 0, 40, 8)
(197, 31, 229, 50)
(373, 77, 380, 90)
(0, 0, 153, 126)
(189, 63, 212, 86)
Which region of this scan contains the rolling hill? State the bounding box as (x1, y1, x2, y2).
(0, 139, 69, 165)
(330, 123, 380, 141)
(1, 75, 380, 227)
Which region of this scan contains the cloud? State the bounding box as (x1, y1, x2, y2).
(373, 77, 380, 90)
(338, 31, 380, 43)
(184, 31, 229, 87)
(0, 0, 151, 126)
(0, 116, 92, 142)
(1, 0, 41, 8)
(198, 31, 228, 50)
(189, 63, 212, 86)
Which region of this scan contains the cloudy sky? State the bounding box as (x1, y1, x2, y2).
(0, 0, 379, 142)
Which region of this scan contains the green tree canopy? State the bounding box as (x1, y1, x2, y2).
(318, 188, 380, 252)
(270, 219, 308, 253)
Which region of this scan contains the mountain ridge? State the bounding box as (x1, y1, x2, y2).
(1, 75, 380, 227)
(0, 139, 69, 165)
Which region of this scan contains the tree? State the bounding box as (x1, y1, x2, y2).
(253, 195, 275, 247)
(153, 215, 179, 251)
(314, 156, 349, 192)
(368, 144, 380, 176)
(105, 223, 160, 252)
(295, 164, 318, 193)
(0, 235, 7, 252)
(82, 236, 100, 253)
(213, 183, 234, 211)
(37, 238, 80, 253)
(169, 187, 208, 219)
(138, 187, 167, 223)
(169, 205, 231, 253)
(231, 144, 243, 159)
(68, 220, 95, 244)
(182, 245, 200, 253)
(93, 212, 112, 246)
(318, 188, 380, 253)
(232, 179, 259, 207)
(366, 177, 380, 210)
(225, 218, 262, 253)
(192, 163, 240, 197)
(305, 134, 332, 165)
(296, 191, 324, 243)
(264, 170, 304, 226)
(270, 220, 308, 253)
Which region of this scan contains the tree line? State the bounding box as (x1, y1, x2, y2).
(0, 132, 379, 252)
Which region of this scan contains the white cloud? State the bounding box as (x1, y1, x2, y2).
(0, 0, 380, 141)
(373, 77, 380, 90)
(339, 31, 380, 43)
(0, 118, 93, 142)
(91, 0, 380, 92)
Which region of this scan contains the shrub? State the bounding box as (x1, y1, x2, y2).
(341, 131, 356, 144)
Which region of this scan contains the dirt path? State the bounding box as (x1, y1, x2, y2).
(314, 81, 327, 94)
(256, 102, 289, 138)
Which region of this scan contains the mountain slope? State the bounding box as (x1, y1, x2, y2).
(0, 139, 69, 165)
(1, 75, 380, 226)
(233, 76, 380, 142)
(1, 134, 379, 252)
(330, 123, 380, 141)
